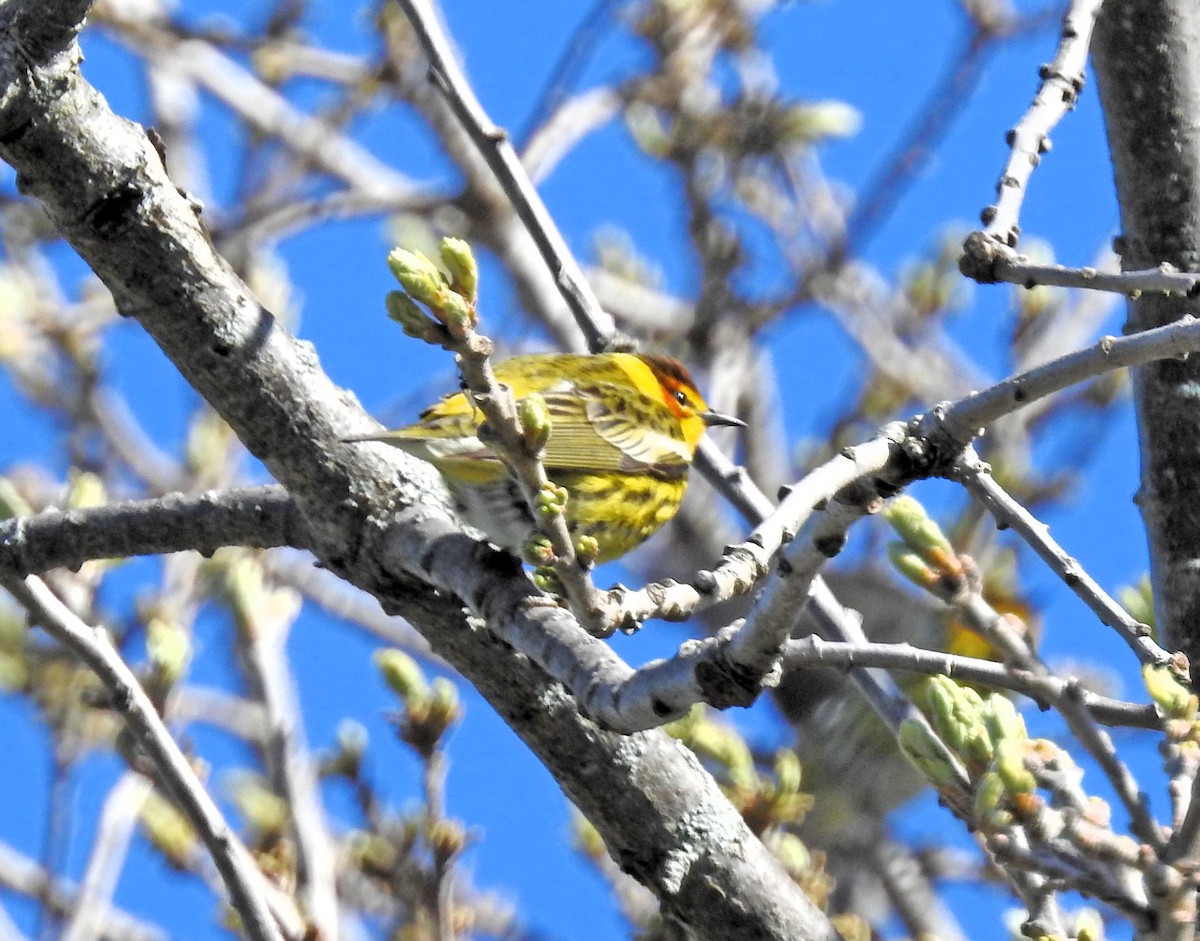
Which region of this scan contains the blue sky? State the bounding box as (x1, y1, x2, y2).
(0, 2, 1152, 939)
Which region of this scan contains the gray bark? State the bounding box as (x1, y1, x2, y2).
(1092, 0, 1200, 665)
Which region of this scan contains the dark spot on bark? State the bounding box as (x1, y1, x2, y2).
(0, 118, 32, 146)
(85, 182, 143, 239)
(112, 685, 133, 711)
(872, 477, 901, 498)
(814, 533, 846, 558)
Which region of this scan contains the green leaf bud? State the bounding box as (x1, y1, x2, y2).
(518, 393, 552, 455)
(387, 248, 448, 309)
(887, 541, 939, 591)
(994, 737, 1036, 797)
(147, 616, 192, 687)
(522, 534, 556, 566)
(374, 648, 429, 703)
(982, 693, 1028, 746)
(439, 237, 478, 303)
(386, 291, 439, 340)
(438, 289, 477, 339)
(574, 534, 600, 568)
(536, 482, 569, 517)
(1143, 664, 1197, 721)
(972, 769, 1011, 827)
(898, 717, 968, 793)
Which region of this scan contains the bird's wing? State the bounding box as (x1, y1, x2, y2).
(353, 378, 692, 480)
(540, 381, 692, 477)
(348, 390, 505, 483)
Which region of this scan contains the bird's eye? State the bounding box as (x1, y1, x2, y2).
(674, 389, 689, 406)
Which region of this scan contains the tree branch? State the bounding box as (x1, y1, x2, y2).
(0, 487, 305, 578)
(3, 575, 295, 941)
(1092, 0, 1200, 666)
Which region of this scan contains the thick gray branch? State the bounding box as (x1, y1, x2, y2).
(0, 487, 305, 577)
(1093, 1, 1200, 663)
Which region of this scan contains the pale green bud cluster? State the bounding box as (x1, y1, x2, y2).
(386, 291, 437, 341)
(884, 495, 964, 590)
(531, 566, 562, 594)
(439, 237, 478, 303)
(898, 718, 970, 794)
(574, 534, 600, 569)
(925, 676, 994, 769)
(139, 791, 199, 868)
(66, 469, 107, 510)
(0, 476, 31, 519)
(536, 482, 569, 518)
(1144, 664, 1197, 720)
(1144, 663, 1200, 747)
(374, 648, 460, 759)
(146, 613, 192, 689)
(229, 771, 290, 837)
(1118, 576, 1156, 637)
(375, 647, 429, 701)
(219, 553, 301, 641)
(386, 238, 480, 342)
(324, 720, 368, 779)
(522, 534, 556, 566)
(784, 100, 862, 142)
(517, 392, 552, 455)
(901, 676, 1038, 828)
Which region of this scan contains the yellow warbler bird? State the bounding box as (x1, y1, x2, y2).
(349, 352, 743, 563)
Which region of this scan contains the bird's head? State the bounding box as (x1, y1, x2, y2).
(635, 354, 746, 451)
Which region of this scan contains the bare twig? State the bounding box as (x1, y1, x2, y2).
(263, 551, 438, 659)
(522, 87, 623, 185)
(234, 571, 340, 940)
(0, 840, 168, 941)
(961, 236, 1200, 296)
(979, 0, 1104, 246)
(2, 575, 294, 941)
(871, 839, 966, 941)
(782, 636, 1156, 729)
(517, 0, 617, 148)
(840, 32, 994, 259)
(420, 750, 457, 941)
(927, 313, 1200, 450)
(395, 0, 618, 351)
(61, 774, 153, 941)
(99, 12, 417, 200)
(947, 447, 1172, 667)
(0, 906, 28, 941)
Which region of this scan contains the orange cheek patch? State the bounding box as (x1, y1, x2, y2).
(658, 382, 689, 419)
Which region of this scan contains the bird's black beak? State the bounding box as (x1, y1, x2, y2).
(701, 410, 746, 428)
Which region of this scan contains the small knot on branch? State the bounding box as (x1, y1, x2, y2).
(959, 231, 1010, 283)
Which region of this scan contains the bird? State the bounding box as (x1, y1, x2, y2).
(346, 352, 744, 563)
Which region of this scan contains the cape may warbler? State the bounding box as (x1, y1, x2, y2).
(350, 352, 743, 563)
